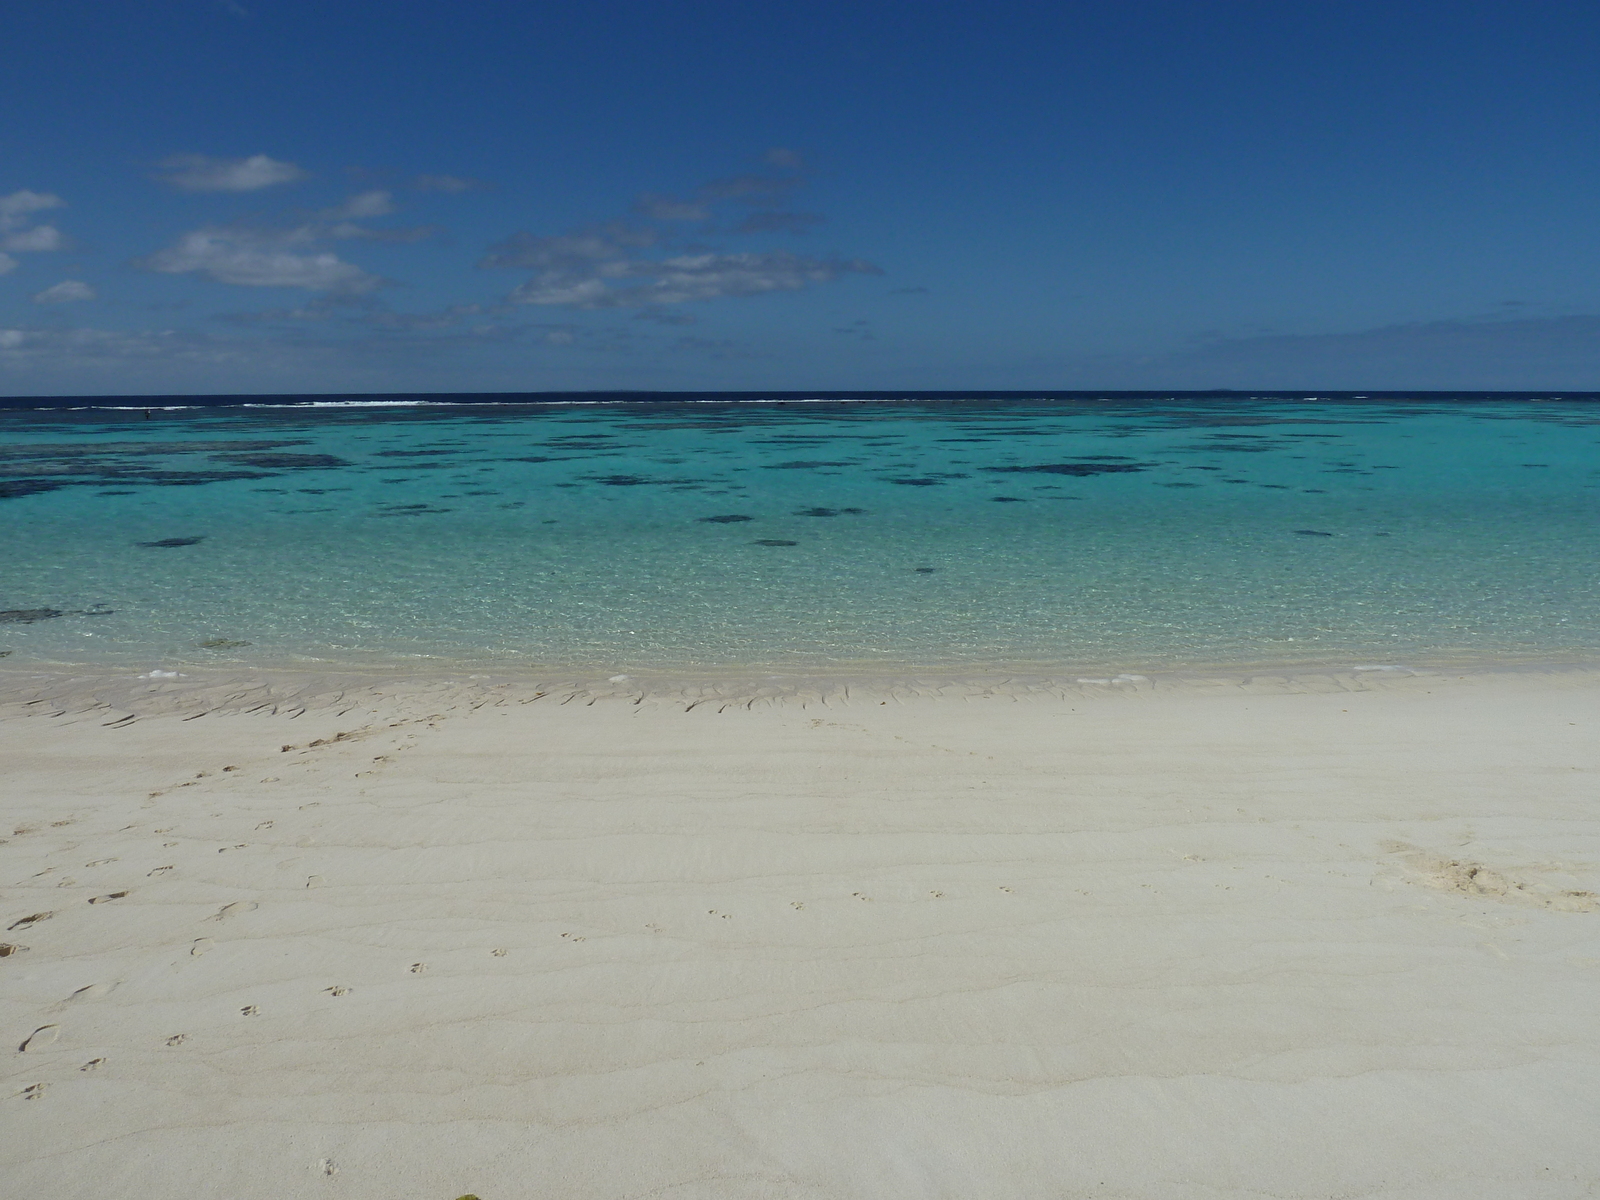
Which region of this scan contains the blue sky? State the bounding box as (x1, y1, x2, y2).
(4, 0, 1599, 395)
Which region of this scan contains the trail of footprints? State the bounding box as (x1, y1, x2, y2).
(5, 721, 442, 1102)
(9, 716, 1027, 1103)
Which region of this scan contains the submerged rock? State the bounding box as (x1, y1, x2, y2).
(699, 514, 755, 523)
(752, 539, 799, 546)
(197, 638, 252, 649)
(138, 536, 205, 548)
(0, 609, 62, 624)
(1294, 529, 1335, 537)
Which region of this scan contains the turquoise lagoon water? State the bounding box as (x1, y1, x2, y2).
(2, 395, 1599, 675)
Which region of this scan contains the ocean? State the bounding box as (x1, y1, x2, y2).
(3, 392, 1598, 676)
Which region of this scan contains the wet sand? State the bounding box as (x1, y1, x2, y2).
(4, 666, 1600, 1199)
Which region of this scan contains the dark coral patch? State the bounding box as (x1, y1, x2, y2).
(984, 462, 1151, 477)
(699, 514, 756, 523)
(0, 480, 64, 499)
(0, 608, 62, 623)
(1294, 529, 1335, 537)
(138, 536, 205, 548)
(216, 453, 351, 469)
(752, 539, 799, 546)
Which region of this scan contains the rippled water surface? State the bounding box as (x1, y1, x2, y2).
(3, 395, 1599, 672)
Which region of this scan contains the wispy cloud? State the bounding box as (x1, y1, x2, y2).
(491, 237, 880, 309)
(0, 190, 63, 230)
(410, 174, 485, 193)
(319, 190, 397, 219)
(0, 253, 16, 276)
(32, 280, 96, 304)
(140, 227, 385, 292)
(484, 160, 877, 310)
(156, 153, 308, 192)
(0, 190, 67, 254)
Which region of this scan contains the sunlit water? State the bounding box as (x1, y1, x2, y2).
(2, 394, 1599, 674)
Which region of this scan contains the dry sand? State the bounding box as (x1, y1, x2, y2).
(3, 666, 1600, 1199)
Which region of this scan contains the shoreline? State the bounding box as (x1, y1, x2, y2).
(5, 651, 1600, 723)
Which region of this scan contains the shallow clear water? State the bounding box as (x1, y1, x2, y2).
(3, 395, 1599, 673)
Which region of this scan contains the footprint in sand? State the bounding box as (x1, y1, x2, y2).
(65, 982, 116, 1003)
(490, 948, 508, 956)
(317, 1159, 338, 1177)
(211, 902, 257, 922)
(1386, 842, 1600, 912)
(325, 986, 349, 996)
(191, 938, 214, 956)
(19, 1025, 59, 1052)
(241, 1005, 259, 1017)
(80, 1058, 104, 1071)
(0, 943, 28, 957)
(22, 1083, 45, 1100)
(255, 821, 274, 830)
(148, 866, 173, 877)
(165, 1034, 186, 1047)
(410, 962, 428, 973)
(8, 912, 52, 931)
(88, 891, 129, 904)
(84, 858, 117, 868)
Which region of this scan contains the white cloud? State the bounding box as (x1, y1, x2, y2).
(141, 228, 384, 292)
(32, 280, 96, 304)
(157, 154, 307, 192)
(4, 225, 63, 252)
(321, 190, 396, 219)
(0, 253, 16, 276)
(0, 190, 63, 231)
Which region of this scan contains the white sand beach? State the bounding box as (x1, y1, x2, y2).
(4, 666, 1600, 1199)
